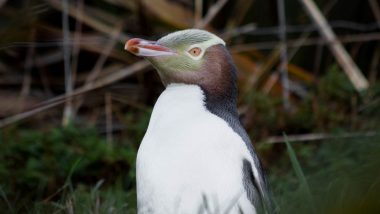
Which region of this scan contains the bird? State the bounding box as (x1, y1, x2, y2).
(125, 29, 273, 214)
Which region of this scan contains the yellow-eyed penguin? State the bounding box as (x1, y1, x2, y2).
(125, 29, 273, 214)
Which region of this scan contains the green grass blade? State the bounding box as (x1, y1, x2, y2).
(283, 132, 316, 213)
(0, 185, 14, 213)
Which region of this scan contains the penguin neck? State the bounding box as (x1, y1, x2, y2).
(158, 82, 240, 133)
(157, 84, 207, 116)
(198, 58, 250, 147)
(201, 75, 239, 120)
(158, 83, 238, 117)
(199, 44, 239, 119)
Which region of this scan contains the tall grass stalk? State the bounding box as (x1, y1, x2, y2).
(283, 132, 316, 214)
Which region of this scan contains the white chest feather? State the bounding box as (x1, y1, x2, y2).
(137, 84, 255, 214)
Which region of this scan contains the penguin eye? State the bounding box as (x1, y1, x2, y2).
(188, 47, 202, 57)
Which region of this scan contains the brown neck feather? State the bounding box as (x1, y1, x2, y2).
(200, 45, 238, 115)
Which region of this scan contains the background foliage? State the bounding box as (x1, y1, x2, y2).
(0, 0, 380, 213)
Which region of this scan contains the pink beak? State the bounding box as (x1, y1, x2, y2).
(124, 38, 176, 57)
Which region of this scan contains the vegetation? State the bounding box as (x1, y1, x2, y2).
(0, 126, 137, 213)
(0, 0, 379, 213)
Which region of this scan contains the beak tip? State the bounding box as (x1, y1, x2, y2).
(125, 38, 141, 55)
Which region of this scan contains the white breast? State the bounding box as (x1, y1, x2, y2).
(136, 84, 256, 214)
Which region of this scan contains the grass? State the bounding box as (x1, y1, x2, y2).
(270, 134, 380, 214)
(282, 133, 315, 214)
(0, 125, 138, 213)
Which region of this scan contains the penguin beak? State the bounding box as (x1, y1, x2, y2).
(125, 38, 176, 57)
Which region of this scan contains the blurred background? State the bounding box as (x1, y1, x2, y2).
(0, 0, 380, 213)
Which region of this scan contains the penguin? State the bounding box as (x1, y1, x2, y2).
(125, 29, 273, 214)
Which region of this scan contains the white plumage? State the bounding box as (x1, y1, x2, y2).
(137, 84, 256, 214)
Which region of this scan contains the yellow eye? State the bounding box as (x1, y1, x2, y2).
(188, 47, 202, 57)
